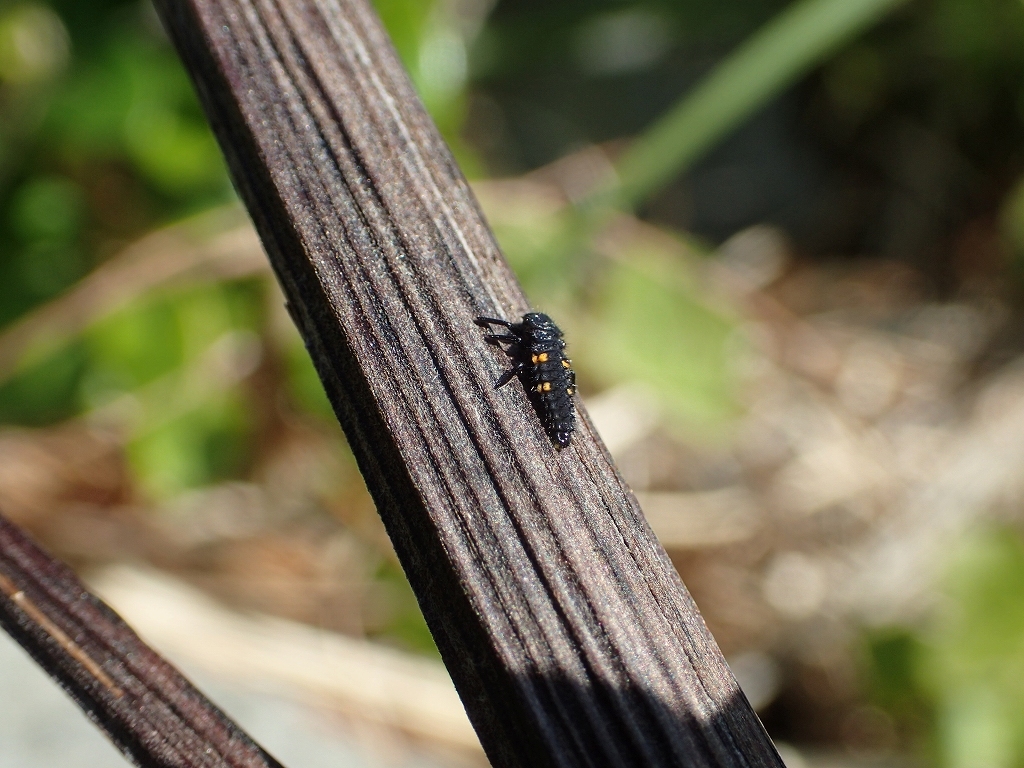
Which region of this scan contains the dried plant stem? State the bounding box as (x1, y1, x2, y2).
(0, 512, 285, 768)
(146, 1, 783, 766)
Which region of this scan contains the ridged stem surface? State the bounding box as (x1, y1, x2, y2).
(150, 2, 785, 767)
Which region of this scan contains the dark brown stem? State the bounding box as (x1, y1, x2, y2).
(0, 512, 285, 768)
(147, 1, 785, 766)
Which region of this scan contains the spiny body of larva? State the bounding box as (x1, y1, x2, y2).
(476, 312, 576, 448)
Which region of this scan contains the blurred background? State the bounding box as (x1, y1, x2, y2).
(2, 0, 1024, 766)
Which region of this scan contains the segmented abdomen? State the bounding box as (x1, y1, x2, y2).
(526, 341, 575, 447)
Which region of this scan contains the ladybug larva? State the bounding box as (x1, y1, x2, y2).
(476, 312, 576, 447)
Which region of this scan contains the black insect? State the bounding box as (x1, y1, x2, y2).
(476, 312, 576, 448)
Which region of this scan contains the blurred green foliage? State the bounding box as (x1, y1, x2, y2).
(865, 529, 1024, 768)
(926, 530, 1024, 768)
(586, 259, 737, 424)
(613, 0, 909, 208)
(0, 339, 86, 424)
(0, 1, 230, 323)
(0, 0, 260, 498)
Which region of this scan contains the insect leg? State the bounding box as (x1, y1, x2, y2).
(485, 333, 519, 345)
(495, 362, 525, 388)
(475, 316, 514, 329)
